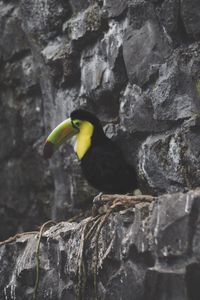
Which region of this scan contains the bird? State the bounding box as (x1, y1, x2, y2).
(43, 109, 138, 194)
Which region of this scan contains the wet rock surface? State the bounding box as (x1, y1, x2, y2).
(0, 0, 200, 296)
(1, 189, 200, 300)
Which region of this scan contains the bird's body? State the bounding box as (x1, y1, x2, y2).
(81, 137, 137, 193)
(44, 109, 138, 194)
(70, 109, 138, 193)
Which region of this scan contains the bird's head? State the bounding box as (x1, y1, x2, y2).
(43, 109, 104, 160)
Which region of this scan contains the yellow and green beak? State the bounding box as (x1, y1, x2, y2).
(43, 118, 79, 159)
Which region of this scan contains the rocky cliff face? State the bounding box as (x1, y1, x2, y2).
(1, 189, 200, 300)
(0, 0, 200, 298)
(1, 0, 200, 240)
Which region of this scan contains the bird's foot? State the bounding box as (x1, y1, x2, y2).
(92, 192, 107, 216)
(92, 193, 155, 216)
(93, 192, 104, 206)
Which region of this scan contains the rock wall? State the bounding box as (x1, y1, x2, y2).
(1, 0, 200, 298)
(1, 189, 200, 300)
(0, 0, 200, 243)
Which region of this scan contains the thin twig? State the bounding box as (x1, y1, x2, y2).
(100, 194, 155, 204)
(85, 214, 104, 241)
(33, 220, 56, 300)
(93, 209, 113, 300)
(77, 217, 93, 300)
(0, 231, 39, 246)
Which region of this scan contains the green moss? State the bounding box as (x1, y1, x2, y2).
(195, 79, 200, 97)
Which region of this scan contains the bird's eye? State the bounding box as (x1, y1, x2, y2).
(72, 120, 81, 129)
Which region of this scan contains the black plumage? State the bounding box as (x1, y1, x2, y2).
(70, 109, 138, 194)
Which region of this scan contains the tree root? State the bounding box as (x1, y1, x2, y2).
(96, 194, 155, 207)
(93, 209, 113, 300)
(0, 194, 155, 300)
(0, 231, 39, 246)
(77, 193, 155, 300)
(33, 220, 56, 300)
(77, 217, 92, 300)
(76, 215, 105, 300)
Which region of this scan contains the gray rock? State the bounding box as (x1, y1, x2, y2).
(63, 4, 102, 44)
(68, 0, 92, 14)
(160, 0, 180, 37)
(181, 0, 200, 40)
(119, 84, 169, 133)
(123, 1, 171, 86)
(0, 0, 200, 288)
(138, 120, 200, 194)
(20, 0, 71, 43)
(0, 103, 22, 161)
(139, 131, 185, 194)
(150, 52, 197, 121)
(0, 55, 38, 96)
(144, 270, 187, 300)
(0, 5, 29, 61)
(79, 19, 127, 116)
(0, 150, 53, 240)
(41, 39, 80, 86)
(102, 0, 127, 18)
(1, 189, 200, 299)
(20, 94, 44, 144)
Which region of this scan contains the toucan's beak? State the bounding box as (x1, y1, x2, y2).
(43, 118, 79, 159)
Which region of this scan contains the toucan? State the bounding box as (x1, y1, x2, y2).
(43, 109, 138, 194)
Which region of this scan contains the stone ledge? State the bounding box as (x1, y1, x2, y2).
(1, 189, 200, 300)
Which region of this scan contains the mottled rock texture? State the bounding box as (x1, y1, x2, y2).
(1, 0, 200, 240)
(1, 189, 200, 300)
(0, 0, 200, 297)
